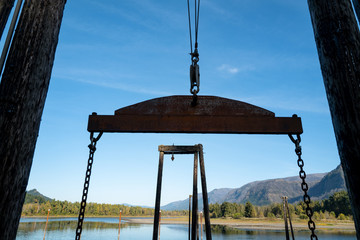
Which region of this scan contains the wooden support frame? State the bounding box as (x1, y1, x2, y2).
(85, 95, 304, 240)
(153, 145, 212, 240)
(87, 95, 303, 135)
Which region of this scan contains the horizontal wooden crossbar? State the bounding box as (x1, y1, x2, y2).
(87, 96, 303, 134)
(158, 145, 200, 154)
(87, 115, 302, 134)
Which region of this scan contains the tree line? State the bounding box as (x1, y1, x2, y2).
(22, 191, 352, 220)
(21, 200, 187, 217)
(208, 191, 352, 220)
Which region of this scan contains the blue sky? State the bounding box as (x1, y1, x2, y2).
(4, 0, 343, 206)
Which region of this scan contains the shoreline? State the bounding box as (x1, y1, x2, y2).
(21, 216, 356, 233)
(126, 216, 356, 233)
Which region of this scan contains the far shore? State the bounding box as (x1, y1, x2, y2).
(127, 216, 356, 233)
(21, 215, 356, 233)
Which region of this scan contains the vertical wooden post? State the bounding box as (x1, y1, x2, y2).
(198, 145, 212, 240)
(118, 210, 122, 240)
(153, 151, 164, 240)
(286, 198, 295, 240)
(191, 152, 198, 240)
(158, 210, 161, 240)
(189, 195, 192, 240)
(43, 209, 50, 240)
(200, 211, 203, 240)
(0, 1, 66, 239)
(0, 0, 15, 39)
(282, 197, 290, 240)
(307, 0, 360, 238)
(196, 212, 199, 240)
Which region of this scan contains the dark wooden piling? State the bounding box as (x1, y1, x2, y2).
(286, 198, 295, 240)
(118, 210, 122, 240)
(153, 151, 164, 240)
(189, 195, 192, 240)
(307, 0, 360, 237)
(198, 145, 212, 240)
(43, 209, 50, 240)
(0, 1, 66, 239)
(191, 152, 198, 240)
(282, 197, 290, 240)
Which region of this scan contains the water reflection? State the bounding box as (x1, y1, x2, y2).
(211, 225, 283, 237)
(17, 218, 356, 240)
(210, 224, 356, 239)
(18, 220, 141, 232)
(211, 225, 270, 235)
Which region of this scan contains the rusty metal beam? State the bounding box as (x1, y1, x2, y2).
(88, 114, 302, 134)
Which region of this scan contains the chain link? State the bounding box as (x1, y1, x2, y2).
(75, 132, 103, 240)
(289, 134, 318, 240)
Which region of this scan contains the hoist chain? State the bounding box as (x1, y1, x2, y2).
(289, 133, 318, 240)
(75, 131, 103, 240)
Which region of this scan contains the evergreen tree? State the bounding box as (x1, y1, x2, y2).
(244, 201, 255, 218)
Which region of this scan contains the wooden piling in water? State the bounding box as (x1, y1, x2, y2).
(191, 152, 198, 240)
(159, 210, 161, 240)
(200, 211, 203, 240)
(189, 195, 192, 240)
(199, 145, 212, 240)
(43, 209, 50, 240)
(118, 210, 122, 240)
(153, 151, 164, 240)
(282, 197, 290, 240)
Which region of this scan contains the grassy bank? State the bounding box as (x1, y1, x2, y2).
(127, 216, 355, 233)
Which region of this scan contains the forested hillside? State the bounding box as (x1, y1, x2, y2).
(209, 191, 352, 220)
(22, 189, 352, 221)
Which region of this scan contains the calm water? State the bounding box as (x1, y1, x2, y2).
(16, 217, 356, 240)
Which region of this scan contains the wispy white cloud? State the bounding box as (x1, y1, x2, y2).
(217, 64, 255, 74)
(88, 0, 184, 32)
(202, 1, 228, 16)
(218, 64, 239, 74)
(52, 68, 173, 96)
(74, 78, 172, 96)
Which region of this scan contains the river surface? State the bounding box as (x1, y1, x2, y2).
(16, 217, 356, 240)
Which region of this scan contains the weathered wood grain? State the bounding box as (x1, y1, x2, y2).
(308, 0, 360, 237)
(0, 0, 66, 239)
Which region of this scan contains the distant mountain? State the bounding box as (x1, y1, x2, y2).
(121, 203, 154, 209)
(289, 165, 346, 202)
(309, 165, 346, 198)
(162, 165, 346, 210)
(226, 173, 327, 206)
(25, 189, 53, 204)
(25, 190, 154, 209)
(162, 188, 233, 211)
